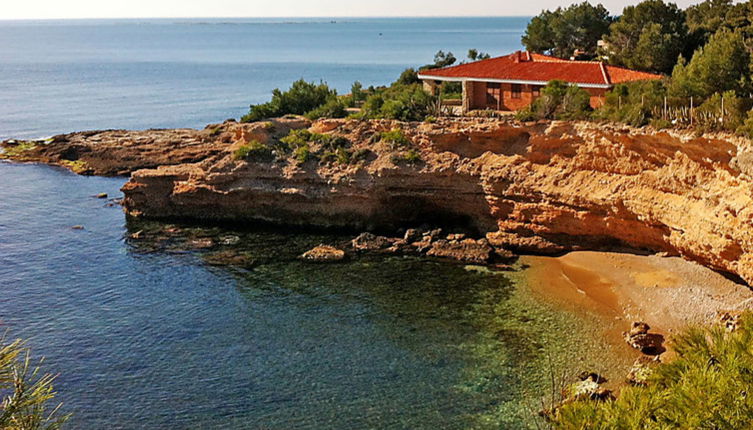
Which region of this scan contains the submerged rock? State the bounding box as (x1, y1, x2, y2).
(426, 238, 493, 264)
(351, 233, 394, 252)
(301, 245, 346, 262)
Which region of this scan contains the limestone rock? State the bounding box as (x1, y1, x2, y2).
(301, 245, 345, 262)
(624, 322, 665, 355)
(426, 238, 493, 264)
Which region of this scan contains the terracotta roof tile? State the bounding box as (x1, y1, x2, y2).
(418, 51, 663, 87)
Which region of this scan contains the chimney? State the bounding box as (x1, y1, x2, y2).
(514, 50, 522, 63)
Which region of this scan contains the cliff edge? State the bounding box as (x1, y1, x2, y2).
(118, 117, 753, 285)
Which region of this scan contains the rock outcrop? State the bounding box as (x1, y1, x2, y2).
(119, 117, 753, 285)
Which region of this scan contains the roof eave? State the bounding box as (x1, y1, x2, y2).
(417, 74, 613, 89)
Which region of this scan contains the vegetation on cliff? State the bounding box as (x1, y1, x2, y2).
(521, 0, 753, 135)
(551, 314, 753, 429)
(0, 335, 68, 429)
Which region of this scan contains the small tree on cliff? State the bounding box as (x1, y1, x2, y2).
(241, 79, 344, 122)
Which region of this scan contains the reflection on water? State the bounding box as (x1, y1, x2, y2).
(0, 162, 613, 429)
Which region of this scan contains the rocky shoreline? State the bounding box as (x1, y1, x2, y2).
(3, 116, 753, 285)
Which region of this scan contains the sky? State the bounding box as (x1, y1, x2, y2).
(1, 0, 704, 20)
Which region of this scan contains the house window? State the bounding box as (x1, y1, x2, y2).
(531, 85, 542, 97)
(511, 84, 522, 99)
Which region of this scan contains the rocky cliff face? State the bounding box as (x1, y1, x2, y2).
(121, 117, 753, 285)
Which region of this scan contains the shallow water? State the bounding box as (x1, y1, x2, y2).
(0, 161, 620, 428)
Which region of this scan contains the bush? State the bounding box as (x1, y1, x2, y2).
(233, 139, 273, 161)
(519, 80, 593, 121)
(738, 110, 753, 138)
(242, 79, 338, 122)
(395, 68, 420, 86)
(596, 80, 668, 127)
(379, 128, 412, 149)
(693, 90, 749, 132)
(553, 313, 753, 429)
(304, 97, 347, 120)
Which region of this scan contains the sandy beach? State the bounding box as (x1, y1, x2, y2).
(523, 251, 753, 351)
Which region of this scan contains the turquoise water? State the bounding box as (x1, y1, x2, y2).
(0, 17, 527, 140)
(0, 161, 598, 428)
(0, 17, 613, 429)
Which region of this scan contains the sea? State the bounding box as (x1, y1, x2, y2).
(0, 18, 610, 429)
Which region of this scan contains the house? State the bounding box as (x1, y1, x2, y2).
(417, 51, 663, 113)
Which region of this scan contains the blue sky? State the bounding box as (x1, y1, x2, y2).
(3, 0, 703, 20)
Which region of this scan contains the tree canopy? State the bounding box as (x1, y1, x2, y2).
(601, 0, 688, 74)
(522, 2, 612, 59)
(669, 29, 751, 99)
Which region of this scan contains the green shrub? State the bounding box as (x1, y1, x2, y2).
(293, 144, 314, 163)
(553, 313, 753, 429)
(693, 91, 749, 132)
(596, 80, 668, 127)
(304, 97, 348, 120)
(233, 139, 273, 161)
(738, 110, 753, 138)
(379, 128, 412, 149)
(403, 149, 421, 164)
(649, 118, 672, 130)
(242, 79, 338, 122)
(518, 80, 593, 121)
(396, 68, 420, 85)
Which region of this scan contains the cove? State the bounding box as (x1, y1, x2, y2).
(0, 161, 623, 429)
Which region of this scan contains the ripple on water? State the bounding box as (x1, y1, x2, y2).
(0, 163, 616, 429)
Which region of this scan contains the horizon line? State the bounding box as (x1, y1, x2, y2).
(0, 15, 535, 21)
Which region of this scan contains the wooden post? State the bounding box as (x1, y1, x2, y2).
(618, 95, 622, 109)
(721, 94, 725, 125)
(664, 96, 668, 120)
(690, 97, 693, 126)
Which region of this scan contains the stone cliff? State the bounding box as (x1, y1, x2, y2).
(86, 118, 753, 285)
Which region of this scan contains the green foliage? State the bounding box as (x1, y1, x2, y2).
(602, 0, 688, 73)
(517, 80, 593, 121)
(379, 128, 412, 149)
(293, 144, 314, 163)
(233, 139, 273, 161)
(685, 0, 753, 51)
(668, 29, 750, 100)
(422, 50, 457, 70)
(395, 68, 420, 86)
(553, 314, 753, 429)
(440, 81, 462, 100)
(597, 80, 668, 127)
(522, 2, 612, 58)
(304, 97, 347, 120)
(693, 90, 749, 131)
(738, 110, 753, 138)
(403, 149, 421, 164)
(0, 335, 69, 430)
(278, 129, 357, 165)
(349, 81, 364, 107)
(241, 79, 339, 122)
(467, 49, 491, 61)
(362, 84, 437, 122)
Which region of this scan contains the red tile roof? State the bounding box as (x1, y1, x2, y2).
(417, 51, 663, 87)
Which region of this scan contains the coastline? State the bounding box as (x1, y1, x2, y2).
(521, 251, 753, 362)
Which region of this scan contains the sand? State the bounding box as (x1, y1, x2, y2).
(522, 251, 753, 353)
